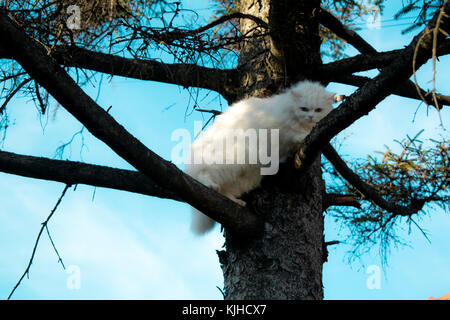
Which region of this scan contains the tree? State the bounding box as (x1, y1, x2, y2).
(0, 0, 448, 299)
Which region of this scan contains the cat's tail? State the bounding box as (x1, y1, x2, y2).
(186, 169, 218, 235)
(191, 208, 216, 235)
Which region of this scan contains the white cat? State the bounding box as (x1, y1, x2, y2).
(185, 80, 342, 234)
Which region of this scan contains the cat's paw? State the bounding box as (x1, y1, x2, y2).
(234, 199, 247, 207)
(226, 194, 247, 207)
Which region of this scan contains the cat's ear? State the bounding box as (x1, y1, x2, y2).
(333, 94, 346, 103)
(290, 90, 301, 99)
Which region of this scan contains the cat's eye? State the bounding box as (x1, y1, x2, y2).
(314, 108, 323, 112)
(300, 107, 309, 112)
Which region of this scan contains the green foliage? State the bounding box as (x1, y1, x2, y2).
(326, 132, 449, 263)
(366, 131, 448, 209)
(394, 0, 445, 34)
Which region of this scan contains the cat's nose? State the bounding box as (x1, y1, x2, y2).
(308, 115, 313, 121)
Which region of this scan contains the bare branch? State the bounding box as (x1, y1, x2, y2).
(317, 7, 378, 54)
(324, 193, 361, 210)
(0, 77, 32, 115)
(195, 108, 223, 116)
(296, 2, 450, 172)
(45, 223, 66, 270)
(8, 184, 71, 300)
(120, 12, 268, 45)
(320, 39, 450, 77)
(317, 6, 449, 109)
(0, 46, 11, 59)
(0, 11, 261, 238)
(0, 150, 181, 201)
(322, 239, 341, 262)
(330, 74, 450, 107)
(320, 50, 401, 75)
(0, 45, 239, 100)
(186, 12, 268, 35)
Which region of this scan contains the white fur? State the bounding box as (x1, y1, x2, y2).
(186, 80, 337, 234)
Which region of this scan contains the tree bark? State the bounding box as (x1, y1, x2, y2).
(218, 0, 325, 299)
(0, 150, 182, 201)
(220, 160, 325, 299)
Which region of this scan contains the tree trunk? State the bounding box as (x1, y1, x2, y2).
(219, 159, 325, 299)
(217, 0, 325, 299)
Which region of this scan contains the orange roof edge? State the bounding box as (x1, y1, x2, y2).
(427, 293, 450, 300)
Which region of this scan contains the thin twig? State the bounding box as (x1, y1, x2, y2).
(195, 108, 222, 116)
(409, 216, 432, 244)
(0, 77, 32, 115)
(412, 0, 449, 124)
(7, 184, 71, 300)
(45, 225, 66, 270)
(324, 193, 361, 210)
(34, 80, 46, 115)
(189, 12, 268, 35)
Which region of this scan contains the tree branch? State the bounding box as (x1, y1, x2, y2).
(322, 144, 425, 216)
(187, 12, 268, 35)
(317, 6, 450, 108)
(323, 193, 361, 210)
(0, 11, 261, 238)
(320, 39, 450, 76)
(0, 150, 181, 201)
(0, 77, 32, 114)
(296, 2, 450, 172)
(317, 7, 378, 54)
(0, 45, 239, 100)
(321, 49, 401, 75)
(7, 184, 70, 300)
(0, 46, 10, 59)
(122, 12, 268, 50)
(330, 74, 450, 107)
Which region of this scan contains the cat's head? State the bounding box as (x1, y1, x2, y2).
(288, 81, 341, 125)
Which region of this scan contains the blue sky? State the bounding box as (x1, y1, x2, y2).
(0, 1, 449, 300)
